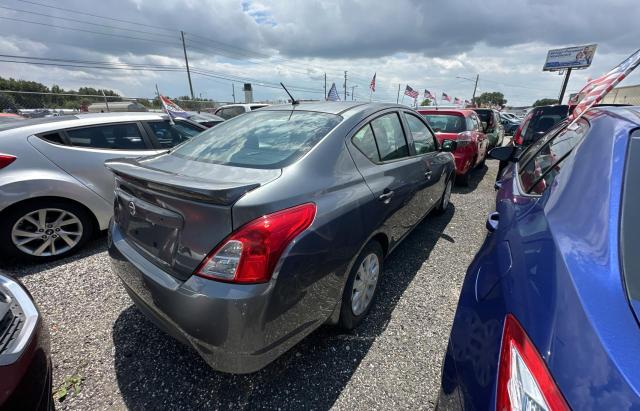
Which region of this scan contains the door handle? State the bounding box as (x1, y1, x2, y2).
(494, 180, 503, 190)
(424, 170, 432, 179)
(486, 212, 499, 232)
(378, 189, 394, 203)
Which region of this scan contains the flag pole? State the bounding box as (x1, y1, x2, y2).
(369, 88, 372, 102)
(401, 86, 405, 104)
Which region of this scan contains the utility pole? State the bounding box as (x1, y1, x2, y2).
(180, 30, 195, 100)
(396, 84, 401, 104)
(324, 73, 327, 100)
(472, 74, 479, 105)
(232, 83, 236, 103)
(351, 85, 356, 101)
(344, 71, 347, 101)
(558, 68, 572, 104)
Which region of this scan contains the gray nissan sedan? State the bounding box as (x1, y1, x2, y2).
(106, 101, 456, 373)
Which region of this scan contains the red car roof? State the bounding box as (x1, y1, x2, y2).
(416, 108, 476, 117)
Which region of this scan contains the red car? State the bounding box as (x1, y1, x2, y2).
(417, 108, 489, 185)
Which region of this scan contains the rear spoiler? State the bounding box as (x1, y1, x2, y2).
(105, 158, 260, 205)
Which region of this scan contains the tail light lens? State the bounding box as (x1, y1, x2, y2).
(497, 314, 569, 411)
(456, 132, 473, 148)
(513, 127, 523, 145)
(195, 203, 316, 284)
(0, 154, 16, 169)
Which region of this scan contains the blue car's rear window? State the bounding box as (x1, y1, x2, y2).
(621, 129, 640, 305)
(171, 110, 342, 169)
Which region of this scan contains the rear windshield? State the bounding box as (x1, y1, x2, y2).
(423, 114, 465, 133)
(474, 110, 492, 123)
(171, 110, 342, 168)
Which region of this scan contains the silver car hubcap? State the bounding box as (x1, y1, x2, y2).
(351, 253, 380, 316)
(11, 208, 83, 257)
(442, 180, 452, 209)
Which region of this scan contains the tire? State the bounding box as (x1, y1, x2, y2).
(0, 199, 94, 262)
(339, 241, 384, 330)
(434, 177, 453, 215)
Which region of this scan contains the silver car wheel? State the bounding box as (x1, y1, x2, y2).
(351, 252, 380, 316)
(11, 208, 83, 257)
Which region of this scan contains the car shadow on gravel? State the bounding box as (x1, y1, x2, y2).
(112, 206, 455, 410)
(453, 163, 489, 194)
(0, 233, 107, 278)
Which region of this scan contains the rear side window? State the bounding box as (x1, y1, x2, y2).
(146, 120, 202, 148)
(250, 105, 266, 111)
(217, 106, 245, 119)
(66, 123, 145, 150)
(621, 129, 640, 306)
(519, 119, 589, 195)
(352, 124, 380, 162)
(171, 110, 342, 168)
(39, 132, 65, 145)
(404, 113, 436, 154)
(370, 113, 409, 161)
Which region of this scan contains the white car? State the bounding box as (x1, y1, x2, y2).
(214, 103, 269, 120)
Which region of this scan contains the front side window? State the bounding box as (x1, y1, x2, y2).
(66, 123, 145, 150)
(519, 119, 589, 195)
(370, 113, 409, 161)
(146, 120, 202, 148)
(405, 113, 436, 154)
(172, 110, 342, 168)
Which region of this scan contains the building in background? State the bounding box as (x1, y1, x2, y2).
(87, 101, 148, 113)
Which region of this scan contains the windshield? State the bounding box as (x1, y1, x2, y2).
(423, 114, 465, 133)
(171, 110, 342, 169)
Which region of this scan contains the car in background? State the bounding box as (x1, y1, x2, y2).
(0, 113, 24, 123)
(500, 117, 520, 135)
(107, 101, 456, 373)
(418, 108, 488, 185)
(499, 112, 518, 122)
(186, 111, 224, 128)
(438, 106, 640, 409)
(512, 104, 569, 147)
(0, 272, 52, 411)
(473, 108, 504, 148)
(0, 113, 206, 261)
(214, 103, 270, 120)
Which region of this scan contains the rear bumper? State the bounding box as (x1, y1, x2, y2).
(108, 221, 318, 374)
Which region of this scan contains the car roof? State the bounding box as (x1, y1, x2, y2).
(588, 105, 640, 127)
(217, 103, 269, 109)
(258, 101, 412, 117)
(416, 108, 476, 117)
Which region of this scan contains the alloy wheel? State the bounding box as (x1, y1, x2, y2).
(442, 180, 452, 210)
(11, 208, 84, 257)
(351, 253, 380, 316)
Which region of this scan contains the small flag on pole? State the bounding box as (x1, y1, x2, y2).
(441, 92, 451, 102)
(160, 95, 188, 119)
(327, 83, 341, 101)
(369, 73, 376, 92)
(454, 97, 462, 105)
(424, 89, 436, 100)
(404, 85, 419, 99)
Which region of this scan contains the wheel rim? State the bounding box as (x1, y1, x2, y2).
(11, 208, 83, 257)
(442, 180, 452, 209)
(351, 253, 380, 316)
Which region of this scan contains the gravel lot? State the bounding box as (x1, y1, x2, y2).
(2, 159, 498, 410)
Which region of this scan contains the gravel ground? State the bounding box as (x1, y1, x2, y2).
(2, 159, 498, 410)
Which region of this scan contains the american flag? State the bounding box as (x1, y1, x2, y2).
(369, 73, 376, 92)
(441, 92, 451, 102)
(424, 89, 436, 100)
(404, 85, 419, 99)
(464, 99, 471, 106)
(571, 48, 640, 118)
(454, 97, 462, 105)
(160, 95, 189, 119)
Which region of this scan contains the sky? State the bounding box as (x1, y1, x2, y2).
(0, 0, 639, 106)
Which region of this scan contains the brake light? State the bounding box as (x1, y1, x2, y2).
(497, 314, 569, 411)
(195, 203, 316, 284)
(513, 127, 523, 145)
(0, 154, 16, 169)
(456, 132, 473, 147)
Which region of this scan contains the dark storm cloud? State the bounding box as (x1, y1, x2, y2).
(258, 0, 640, 59)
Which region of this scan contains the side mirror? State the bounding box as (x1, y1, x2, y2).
(482, 121, 488, 132)
(488, 145, 516, 161)
(434, 127, 442, 133)
(441, 139, 457, 152)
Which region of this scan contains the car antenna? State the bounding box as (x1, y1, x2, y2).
(280, 82, 299, 105)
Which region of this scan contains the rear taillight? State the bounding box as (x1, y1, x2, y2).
(0, 154, 16, 169)
(497, 314, 569, 411)
(195, 203, 316, 284)
(456, 132, 473, 148)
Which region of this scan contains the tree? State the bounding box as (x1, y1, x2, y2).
(0, 93, 19, 111)
(532, 98, 559, 107)
(472, 91, 507, 108)
(419, 98, 432, 107)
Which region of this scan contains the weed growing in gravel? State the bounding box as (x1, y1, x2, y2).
(53, 374, 84, 402)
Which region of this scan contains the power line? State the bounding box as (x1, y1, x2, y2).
(0, 54, 185, 69)
(0, 5, 180, 40)
(0, 15, 182, 47)
(12, 0, 176, 33)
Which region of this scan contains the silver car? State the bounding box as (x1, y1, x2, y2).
(0, 113, 205, 261)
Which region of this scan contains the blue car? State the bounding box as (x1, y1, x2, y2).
(438, 105, 640, 409)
